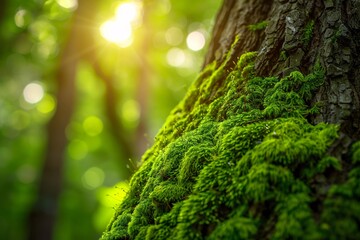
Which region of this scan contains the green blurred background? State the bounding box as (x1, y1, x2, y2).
(0, 0, 220, 239)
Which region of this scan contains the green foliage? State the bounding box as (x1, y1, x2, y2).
(101, 45, 358, 240)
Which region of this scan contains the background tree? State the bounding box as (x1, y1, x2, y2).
(27, 1, 139, 239)
(102, 0, 360, 239)
(0, 0, 220, 239)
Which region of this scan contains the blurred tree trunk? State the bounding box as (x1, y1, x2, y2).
(134, 0, 152, 159)
(27, 2, 89, 239)
(27, 6, 80, 240)
(27, 0, 147, 238)
(0, 0, 6, 24)
(78, 0, 136, 176)
(101, 0, 360, 239)
(91, 60, 136, 174)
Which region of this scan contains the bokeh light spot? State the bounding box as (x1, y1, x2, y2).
(29, 20, 57, 41)
(29, 20, 58, 59)
(68, 139, 88, 160)
(165, 27, 183, 46)
(166, 48, 186, 67)
(56, 0, 78, 10)
(36, 38, 58, 59)
(83, 116, 103, 136)
(23, 82, 44, 104)
(14, 9, 31, 28)
(121, 100, 140, 124)
(186, 31, 206, 51)
(37, 94, 56, 114)
(82, 167, 105, 190)
(159, 0, 171, 14)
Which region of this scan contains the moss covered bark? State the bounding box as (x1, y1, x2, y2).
(101, 48, 360, 239)
(102, 0, 360, 239)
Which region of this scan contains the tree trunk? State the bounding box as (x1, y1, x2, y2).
(27, 5, 80, 239)
(27, 1, 135, 239)
(101, 0, 360, 239)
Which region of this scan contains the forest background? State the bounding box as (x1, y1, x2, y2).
(0, 0, 220, 239)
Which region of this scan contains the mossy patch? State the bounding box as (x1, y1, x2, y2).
(303, 20, 315, 46)
(248, 21, 268, 31)
(101, 46, 359, 239)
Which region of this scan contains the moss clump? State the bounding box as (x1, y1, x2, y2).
(303, 20, 315, 46)
(101, 47, 359, 239)
(331, 28, 342, 44)
(318, 141, 360, 239)
(279, 50, 287, 61)
(248, 21, 268, 31)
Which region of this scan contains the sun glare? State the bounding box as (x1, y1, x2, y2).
(116, 2, 141, 23)
(100, 1, 142, 47)
(100, 19, 132, 47)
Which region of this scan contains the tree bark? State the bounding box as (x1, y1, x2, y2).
(101, 1, 360, 239)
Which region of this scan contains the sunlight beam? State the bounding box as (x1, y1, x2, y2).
(100, 19, 132, 47)
(99, 1, 142, 48)
(115, 2, 141, 23)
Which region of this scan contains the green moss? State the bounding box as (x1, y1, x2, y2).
(101, 44, 359, 239)
(319, 141, 360, 239)
(237, 51, 257, 70)
(331, 28, 342, 43)
(274, 192, 321, 239)
(209, 214, 258, 240)
(248, 20, 268, 31)
(351, 141, 360, 164)
(303, 20, 315, 46)
(279, 50, 287, 61)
